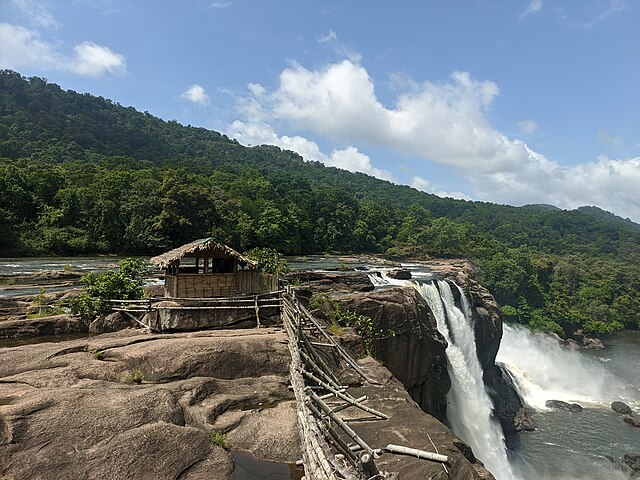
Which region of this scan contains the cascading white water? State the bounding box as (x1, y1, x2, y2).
(497, 324, 637, 409)
(420, 280, 518, 480)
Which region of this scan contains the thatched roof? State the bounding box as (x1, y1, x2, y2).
(149, 238, 258, 269)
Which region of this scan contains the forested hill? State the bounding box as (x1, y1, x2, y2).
(1, 69, 639, 334)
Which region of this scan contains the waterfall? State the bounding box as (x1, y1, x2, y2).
(497, 323, 636, 409)
(419, 280, 517, 480)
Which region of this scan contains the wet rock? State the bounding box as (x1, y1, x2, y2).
(545, 400, 583, 412)
(582, 336, 605, 350)
(387, 268, 412, 280)
(514, 407, 537, 431)
(565, 338, 581, 350)
(485, 363, 535, 433)
(611, 401, 633, 415)
(624, 416, 640, 428)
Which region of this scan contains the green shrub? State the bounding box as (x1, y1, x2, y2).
(209, 432, 229, 450)
(69, 258, 146, 320)
(308, 293, 329, 311)
(244, 247, 289, 275)
(328, 307, 395, 355)
(129, 369, 144, 384)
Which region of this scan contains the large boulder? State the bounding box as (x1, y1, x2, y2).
(286, 271, 374, 294)
(611, 401, 633, 415)
(545, 400, 583, 412)
(624, 416, 640, 428)
(582, 336, 605, 350)
(0, 314, 86, 338)
(387, 268, 412, 280)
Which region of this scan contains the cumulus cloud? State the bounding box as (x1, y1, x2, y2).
(517, 119, 538, 135)
(411, 176, 471, 200)
(519, 0, 543, 20)
(181, 84, 210, 105)
(228, 118, 393, 181)
(70, 42, 125, 77)
(230, 58, 640, 222)
(0, 22, 126, 77)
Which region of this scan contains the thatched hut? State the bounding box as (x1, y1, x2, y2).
(150, 238, 278, 298)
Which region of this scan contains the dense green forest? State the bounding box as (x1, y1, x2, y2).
(1, 69, 639, 335)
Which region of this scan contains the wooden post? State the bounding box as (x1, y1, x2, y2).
(384, 444, 448, 463)
(255, 294, 261, 328)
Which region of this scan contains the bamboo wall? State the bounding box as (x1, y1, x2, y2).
(164, 271, 278, 298)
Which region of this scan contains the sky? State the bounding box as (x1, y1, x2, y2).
(1, 0, 639, 221)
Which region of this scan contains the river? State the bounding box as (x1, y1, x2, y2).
(499, 325, 640, 480)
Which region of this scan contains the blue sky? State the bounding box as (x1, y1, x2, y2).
(1, 0, 639, 221)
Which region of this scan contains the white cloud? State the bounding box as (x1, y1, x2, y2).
(0, 22, 126, 77)
(597, 129, 621, 148)
(181, 84, 210, 105)
(228, 119, 393, 181)
(411, 176, 471, 200)
(519, 0, 543, 20)
(11, 0, 57, 29)
(0, 23, 59, 70)
(70, 41, 125, 77)
(209, 2, 231, 9)
(517, 119, 538, 135)
(316, 29, 362, 63)
(230, 59, 640, 222)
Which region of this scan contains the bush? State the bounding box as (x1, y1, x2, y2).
(209, 432, 229, 450)
(244, 247, 289, 275)
(69, 258, 147, 320)
(328, 307, 395, 355)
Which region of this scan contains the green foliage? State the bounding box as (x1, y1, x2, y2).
(27, 288, 64, 318)
(328, 307, 395, 355)
(129, 369, 144, 384)
(308, 293, 329, 311)
(69, 258, 146, 319)
(244, 247, 289, 275)
(209, 432, 229, 450)
(1, 70, 640, 335)
(92, 350, 105, 360)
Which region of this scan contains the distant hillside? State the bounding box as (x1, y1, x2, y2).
(1, 69, 639, 334)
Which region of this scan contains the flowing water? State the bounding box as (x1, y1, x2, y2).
(499, 325, 640, 480)
(419, 280, 518, 480)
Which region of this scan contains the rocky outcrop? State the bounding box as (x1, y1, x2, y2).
(0, 328, 298, 479)
(485, 363, 536, 433)
(612, 401, 633, 415)
(582, 336, 605, 350)
(0, 328, 495, 479)
(624, 416, 640, 428)
(286, 271, 374, 294)
(323, 286, 451, 420)
(0, 314, 86, 338)
(545, 400, 583, 412)
(387, 268, 412, 280)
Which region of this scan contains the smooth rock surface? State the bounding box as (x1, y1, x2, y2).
(545, 400, 583, 412)
(611, 401, 633, 415)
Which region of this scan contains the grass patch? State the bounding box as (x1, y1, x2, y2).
(327, 322, 343, 336)
(209, 431, 229, 450)
(92, 350, 104, 360)
(129, 369, 144, 384)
